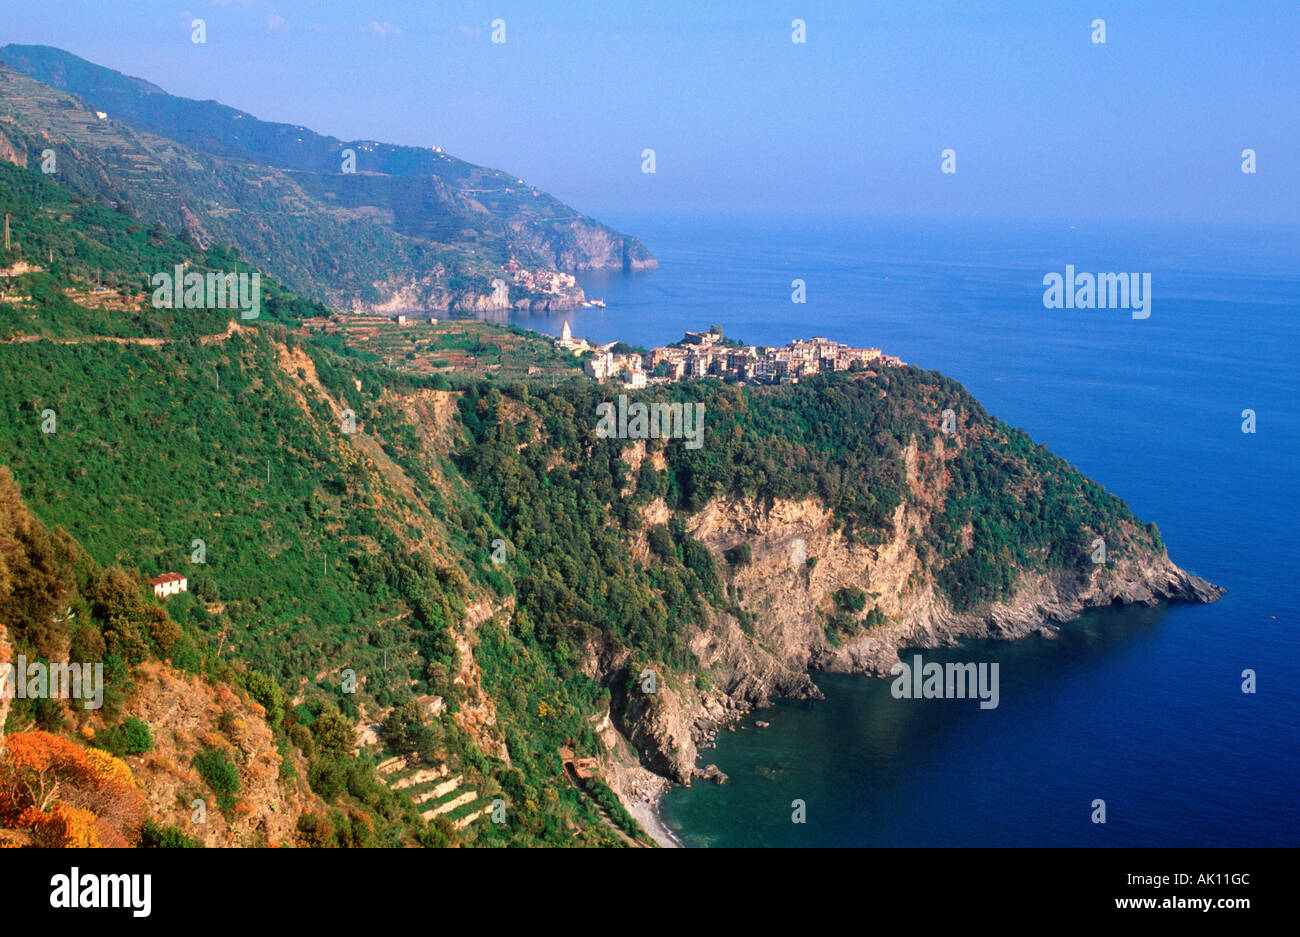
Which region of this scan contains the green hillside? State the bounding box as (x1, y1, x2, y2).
(0, 156, 1173, 848)
(0, 159, 648, 846)
(0, 45, 656, 307)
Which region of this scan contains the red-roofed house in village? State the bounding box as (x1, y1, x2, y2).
(150, 572, 188, 599)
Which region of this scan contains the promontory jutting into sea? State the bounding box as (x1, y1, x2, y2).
(0, 4, 1293, 886)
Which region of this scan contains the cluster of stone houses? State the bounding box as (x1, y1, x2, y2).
(584, 349, 647, 387)
(553, 322, 650, 387)
(557, 323, 904, 389)
(650, 331, 904, 383)
(504, 261, 577, 296)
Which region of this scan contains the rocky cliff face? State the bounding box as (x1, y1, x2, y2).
(606, 443, 1222, 786)
(356, 274, 583, 316)
(508, 221, 658, 273)
(116, 661, 322, 847)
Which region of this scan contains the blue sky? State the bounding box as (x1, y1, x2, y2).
(3, 1, 1297, 223)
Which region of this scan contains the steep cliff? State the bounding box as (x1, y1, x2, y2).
(612, 481, 1220, 785)
(445, 376, 1223, 794)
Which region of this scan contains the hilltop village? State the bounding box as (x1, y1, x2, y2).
(555, 323, 906, 389)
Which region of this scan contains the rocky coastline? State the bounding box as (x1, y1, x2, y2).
(599, 484, 1224, 837)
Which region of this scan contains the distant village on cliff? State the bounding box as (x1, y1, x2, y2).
(555, 322, 905, 389)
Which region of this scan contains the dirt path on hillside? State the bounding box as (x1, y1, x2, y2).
(3, 319, 248, 347)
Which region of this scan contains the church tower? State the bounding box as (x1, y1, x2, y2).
(561, 321, 572, 342)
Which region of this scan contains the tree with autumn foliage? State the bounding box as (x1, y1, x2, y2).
(0, 730, 145, 847)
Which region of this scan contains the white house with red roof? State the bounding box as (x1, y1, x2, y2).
(150, 572, 188, 599)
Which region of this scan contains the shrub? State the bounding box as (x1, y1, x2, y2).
(244, 670, 286, 727)
(833, 586, 868, 614)
(139, 820, 202, 848)
(123, 717, 153, 754)
(192, 748, 240, 814)
(647, 525, 676, 561)
(723, 543, 752, 566)
(308, 759, 345, 801)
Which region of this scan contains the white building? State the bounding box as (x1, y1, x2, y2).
(150, 572, 188, 599)
(556, 320, 592, 355)
(584, 352, 615, 382)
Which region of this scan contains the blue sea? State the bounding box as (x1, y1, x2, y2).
(514, 212, 1300, 847)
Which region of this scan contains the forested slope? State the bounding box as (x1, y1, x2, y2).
(0, 158, 1217, 846)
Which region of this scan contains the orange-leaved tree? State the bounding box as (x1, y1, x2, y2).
(0, 730, 145, 847)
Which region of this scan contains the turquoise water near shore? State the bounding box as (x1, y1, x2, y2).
(512, 213, 1300, 847)
(660, 607, 1294, 847)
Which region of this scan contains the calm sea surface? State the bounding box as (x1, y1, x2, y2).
(512, 213, 1300, 846)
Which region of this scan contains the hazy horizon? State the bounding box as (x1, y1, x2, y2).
(3, 1, 1297, 226)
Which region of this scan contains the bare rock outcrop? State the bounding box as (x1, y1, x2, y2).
(611, 485, 1222, 784)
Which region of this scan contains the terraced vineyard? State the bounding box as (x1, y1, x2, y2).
(378, 757, 494, 832)
(309, 314, 585, 381)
